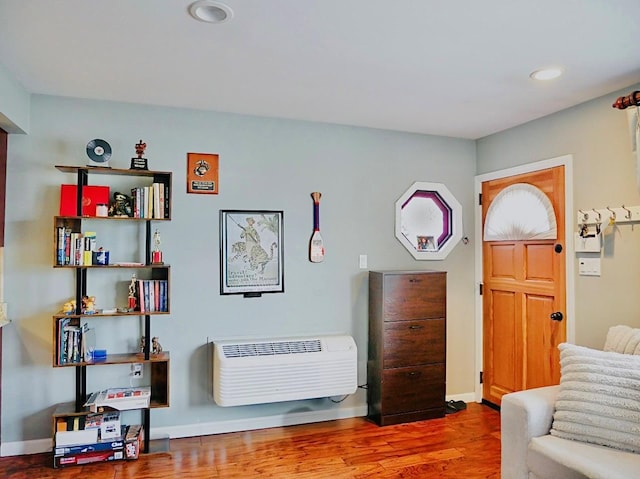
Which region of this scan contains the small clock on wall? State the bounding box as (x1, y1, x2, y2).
(86, 139, 112, 168)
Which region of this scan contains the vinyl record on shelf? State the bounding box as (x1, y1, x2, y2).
(86, 139, 112, 166)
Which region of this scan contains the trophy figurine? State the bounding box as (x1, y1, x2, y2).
(151, 229, 163, 264)
(130, 139, 149, 170)
(128, 273, 138, 311)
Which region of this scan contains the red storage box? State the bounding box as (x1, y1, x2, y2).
(60, 185, 110, 217)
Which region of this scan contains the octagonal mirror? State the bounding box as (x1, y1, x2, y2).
(395, 181, 463, 260)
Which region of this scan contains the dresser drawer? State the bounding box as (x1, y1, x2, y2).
(383, 272, 445, 321)
(381, 364, 445, 415)
(383, 319, 445, 368)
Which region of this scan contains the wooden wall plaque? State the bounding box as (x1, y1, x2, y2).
(187, 153, 219, 194)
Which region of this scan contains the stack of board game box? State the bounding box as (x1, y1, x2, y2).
(54, 416, 143, 468)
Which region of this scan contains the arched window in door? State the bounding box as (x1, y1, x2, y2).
(484, 183, 557, 241)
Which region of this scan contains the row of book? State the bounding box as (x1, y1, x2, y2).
(131, 182, 169, 219)
(56, 229, 98, 266)
(56, 319, 94, 365)
(134, 279, 169, 313)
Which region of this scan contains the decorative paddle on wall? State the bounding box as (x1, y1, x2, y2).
(310, 192, 325, 263)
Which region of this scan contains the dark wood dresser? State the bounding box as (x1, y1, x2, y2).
(367, 270, 446, 426)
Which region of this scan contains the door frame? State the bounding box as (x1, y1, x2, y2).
(473, 154, 576, 402)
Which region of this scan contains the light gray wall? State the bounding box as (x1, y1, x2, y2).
(0, 62, 29, 134)
(2, 94, 476, 444)
(477, 83, 640, 347)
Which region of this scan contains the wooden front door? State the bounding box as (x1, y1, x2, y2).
(481, 166, 566, 406)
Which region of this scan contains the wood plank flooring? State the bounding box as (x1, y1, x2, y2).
(0, 403, 501, 478)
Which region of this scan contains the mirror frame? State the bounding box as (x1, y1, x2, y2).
(395, 181, 463, 260)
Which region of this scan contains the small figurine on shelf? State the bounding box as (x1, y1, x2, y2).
(128, 273, 138, 311)
(82, 295, 96, 314)
(108, 192, 133, 217)
(61, 300, 76, 315)
(152, 337, 163, 355)
(151, 229, 163, 264)
(139, 336, 146, 354)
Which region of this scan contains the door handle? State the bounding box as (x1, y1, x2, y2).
(550, 311, 564, 322)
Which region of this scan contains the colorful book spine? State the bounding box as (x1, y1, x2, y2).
(130, 188, 139, 218)
(83, 232, 96, 265)
(164, 183, 170, 218)
(137, 279, 146, 313)
(159, 280, 165, 312)
(64, 230, 71, 265)
(154, 280, 160, 311)
(148, 280, 155, 312)
(57, 227, 66, 265)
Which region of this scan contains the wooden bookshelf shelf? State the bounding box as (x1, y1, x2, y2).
(53, 351, 170, 368)
(54, 311, 170, 319)
(55, 165, 172, 178)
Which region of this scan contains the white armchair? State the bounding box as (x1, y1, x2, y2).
(501, 343, 640, 479)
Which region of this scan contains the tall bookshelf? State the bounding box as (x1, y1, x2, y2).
(51, 165, 172, 464)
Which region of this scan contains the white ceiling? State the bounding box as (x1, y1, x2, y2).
(1, 0, 640, 139)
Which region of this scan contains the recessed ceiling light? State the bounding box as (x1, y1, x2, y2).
(529, 68, 563, 81)
(188, 1, 233, 24)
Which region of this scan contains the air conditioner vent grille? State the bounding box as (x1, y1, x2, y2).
(222, 339, 322, 358)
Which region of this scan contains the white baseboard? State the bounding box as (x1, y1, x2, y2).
(1, 404, 368, 457)
(1, 393, 480, 457)
(1, 438, 53, 457)
(154, 404, 369, 439)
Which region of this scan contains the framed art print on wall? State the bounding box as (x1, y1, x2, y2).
(219, 210, 284, 296)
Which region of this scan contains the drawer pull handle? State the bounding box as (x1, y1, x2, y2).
(408, 371, 421, 377)
(409, 278, 422, 283)
(409, 325, 424, 330)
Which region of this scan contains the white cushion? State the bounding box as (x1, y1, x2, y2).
(550, 343, 640, 453)
(604, 325, 640, 355)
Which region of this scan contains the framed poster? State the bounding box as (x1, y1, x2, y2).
(187, 153, 219, 194)
(220, 210, 284, 296)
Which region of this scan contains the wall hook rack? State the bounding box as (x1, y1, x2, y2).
(576, 205, 640, 225)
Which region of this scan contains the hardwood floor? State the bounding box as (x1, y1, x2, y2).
(0, 403, 500, 478)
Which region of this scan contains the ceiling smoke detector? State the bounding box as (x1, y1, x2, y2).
(188, 1, 234, 24)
